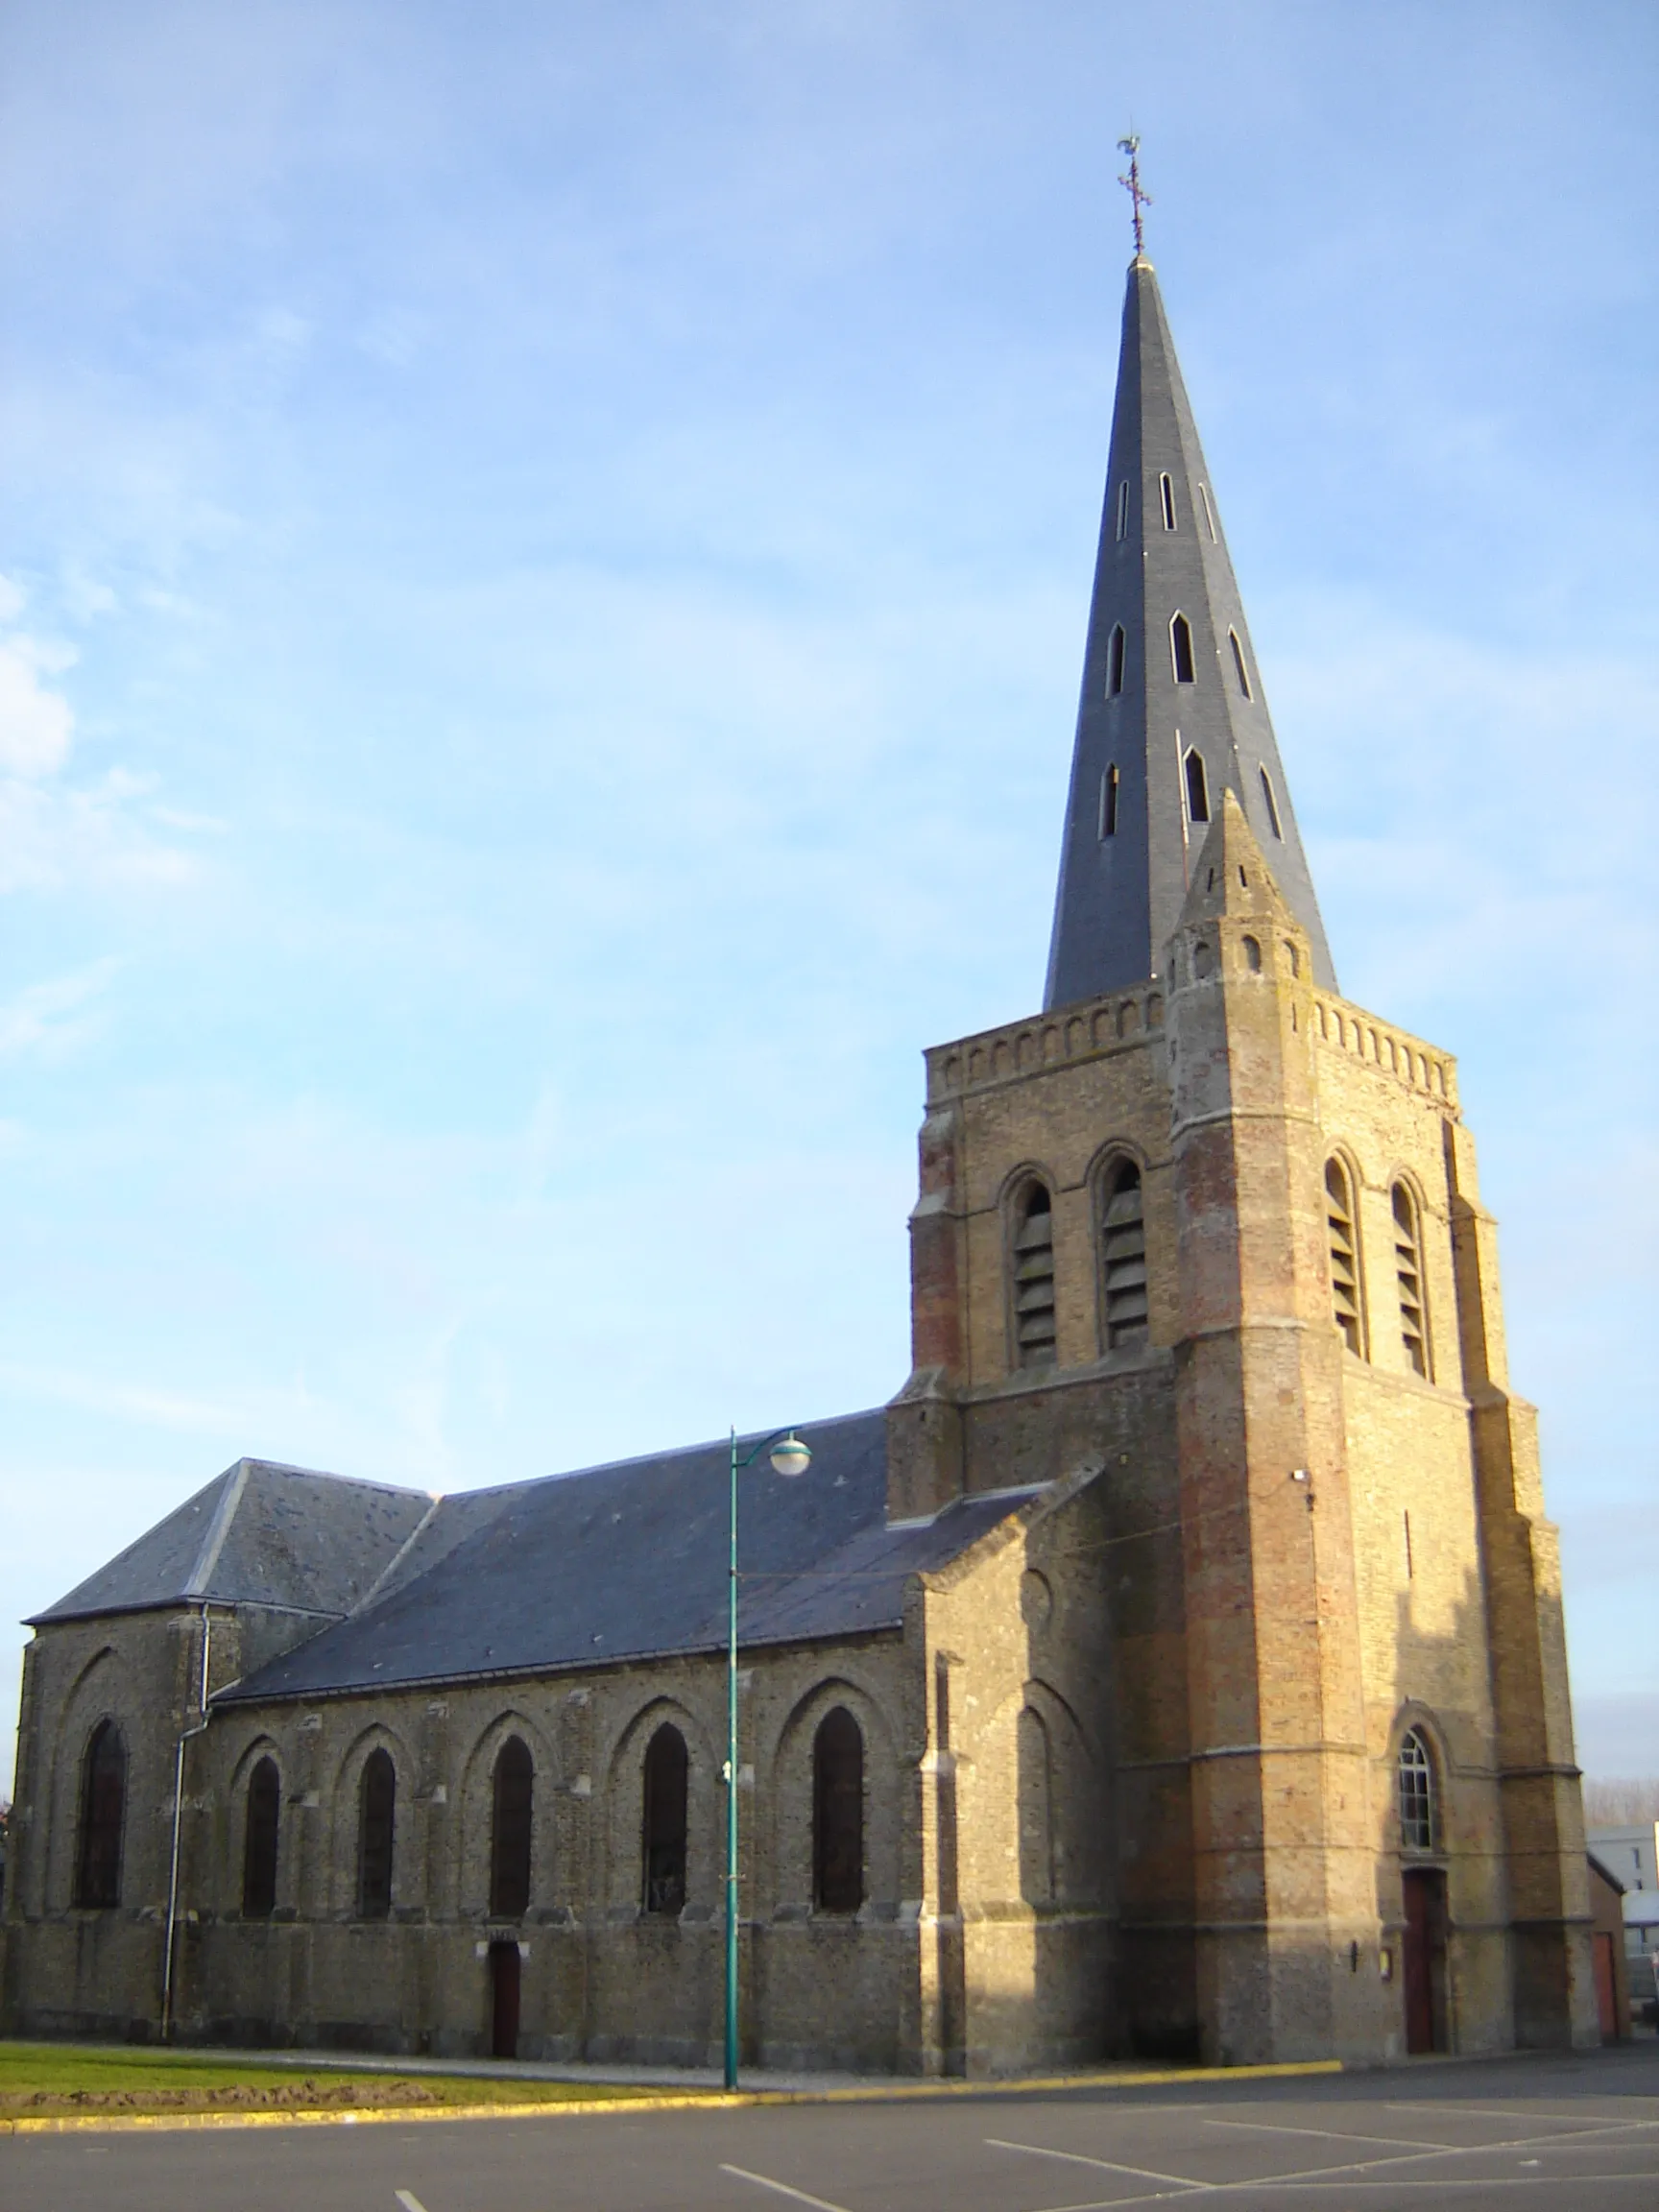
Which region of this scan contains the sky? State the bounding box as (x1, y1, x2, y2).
(2, 0, 1655, 1802)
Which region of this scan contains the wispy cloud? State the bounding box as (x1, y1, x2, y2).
(0, 574, 204, 891)
(0, 957, 123, 1059)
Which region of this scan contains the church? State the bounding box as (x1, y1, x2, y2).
(0, 243, 1596, 2076)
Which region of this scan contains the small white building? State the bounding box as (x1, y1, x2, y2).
(1587, 1823, 1659, 1983)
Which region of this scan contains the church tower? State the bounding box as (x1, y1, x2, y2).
(889, 244, 1594, 2063)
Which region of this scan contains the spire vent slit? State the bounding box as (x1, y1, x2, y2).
(1184, 749, 1210, 825)
(1160, 473, 1177, 531)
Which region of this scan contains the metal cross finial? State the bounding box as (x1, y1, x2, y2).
(1118, 134, 1152, 258)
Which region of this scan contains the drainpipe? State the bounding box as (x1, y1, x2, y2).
(159, 1603, 213, 2043)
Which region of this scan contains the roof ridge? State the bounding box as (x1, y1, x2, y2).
(351, 1492, 445, 1614)
(186, 1457, 252, 1596)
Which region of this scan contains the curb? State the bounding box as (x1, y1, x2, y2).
(1, 2057, 1342, 2137)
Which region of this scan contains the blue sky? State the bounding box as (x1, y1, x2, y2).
(2, 0, 1655, 1799)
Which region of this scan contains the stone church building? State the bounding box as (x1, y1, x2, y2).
(2, 252, 1595, 2074)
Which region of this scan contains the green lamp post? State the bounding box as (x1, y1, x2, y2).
(723, 1425, 812, 2092)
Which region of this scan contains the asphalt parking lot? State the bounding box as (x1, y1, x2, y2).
(7, 2043, 1658, 2211)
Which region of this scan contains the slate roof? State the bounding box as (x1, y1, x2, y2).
(30, 1458, 434, 1625)
(215, 1408, 1028, 1706)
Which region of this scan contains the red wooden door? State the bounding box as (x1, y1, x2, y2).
(490, 1939, 521, 2059)
(1402, 1869, 1446, 2054)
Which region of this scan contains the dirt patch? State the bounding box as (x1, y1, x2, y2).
(0, 2078, 444, 2117)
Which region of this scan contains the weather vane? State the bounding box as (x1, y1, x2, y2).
(1118, 133, 1151, 257)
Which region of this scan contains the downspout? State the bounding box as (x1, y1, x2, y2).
(159, 1603, 213, 2043)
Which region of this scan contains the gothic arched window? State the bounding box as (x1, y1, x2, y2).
(1099, 763, 1119, 839)
(490, 1736, 534, 1920)
(1229, 629, 1253, 699)
(1326, 1159, 1363, 1357)
(356, 1748, 396, 1920)
(75, 1719, 127, 1909)
(1011, 1182, 1057, 1369)
(1114, 479, 1129, 541)
(1160, 472, 1177, 530)
(1100, 1159, 1149, 1349)
(812, 1707, 864, 1914)
(642, 1723, 688, 1916)
(1183, 747, 1210, 824)
(1170, 613, 1195, 684)
(242, 1755, 280, 1919)
(1107, 624, 1126, 697)
(1398, 1727, 1435, 1852)
(1391, 1183, 1429, 1377)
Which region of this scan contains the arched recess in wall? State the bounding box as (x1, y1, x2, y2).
(74, 1718, 127, 1909)
(602, 1695, 709, 1916)
(1017, 1705, 1054, 1905)
(766, 1673, 899, 1917)
(452, 1708, 557, 1922)
(975, 1679, 1103, 1912)
(1008, 1175, 1057, 1370)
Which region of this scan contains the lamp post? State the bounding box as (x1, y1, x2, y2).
(724, 1425, 812, 2093)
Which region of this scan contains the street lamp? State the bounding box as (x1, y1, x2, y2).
(723, 1425, 812, 2092)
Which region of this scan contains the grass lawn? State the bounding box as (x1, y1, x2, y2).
(0, 2040, 684, 2118)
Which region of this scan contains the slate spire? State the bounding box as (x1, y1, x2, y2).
(1044, 256, 1335, 1008)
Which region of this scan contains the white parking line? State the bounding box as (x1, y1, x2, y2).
(719, 2162, 855, 2212)
(1201, 2117, 1462, 2151)
(986, 2136, 1208, 2189)
(1007, 2116, 1659, 2210)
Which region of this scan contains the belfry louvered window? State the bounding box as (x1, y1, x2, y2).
(1326, 1159, 1363, 1356)
(1012, 1183, 1057, 1369)
(1392, 1183, 1429, 1376)
(1100, 1160, 1149, 1348)
(1170, 613, 1195, 684)
(1107, 623, 1125, 697)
